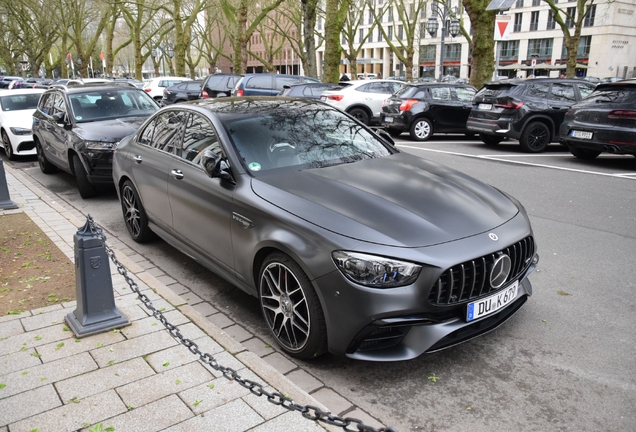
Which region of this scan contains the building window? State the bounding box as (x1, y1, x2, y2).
(445, 43, 461, 61)
(341, 34, 346, 44)
(500, 40, 520, 59)
(409, 3, 414, 19)
(420, 45, 436, 62)
(561, 35, 592, 58)
(388, 26, 393, 40)
(359, 29, 364, 43)
(584, 5, 596, 26)
(388, 8, 393, 22)
(527, 38, 553, 59)
(368, 10, 373, 25)
(530, 11, 539, 31)
(532, 0, 540, 5)
(547, 11, 556, 30)
(378, 28, 383, 41)
(420, 22, 426, 39)
(515, 0, 523, 7)
(565, 7, 575, 28)
(369, 32, 373, 43)
(514, 13, 522, 32)
(317, 19, 322, 30)
(398, 25, 404, 40)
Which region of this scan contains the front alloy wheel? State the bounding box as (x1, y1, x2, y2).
(259, 253, 327, 359)
(121, 180, 153, 242)
(2, 131, 15, 160)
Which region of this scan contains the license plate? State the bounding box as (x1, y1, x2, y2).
(478, 103, 492, 110)
(467, 281, 518, 322)
(570, 130, 593, 140)
(384, 116, 393, 123)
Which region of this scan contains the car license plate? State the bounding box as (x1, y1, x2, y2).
(467, 281, 518, 322)
(384, 116, 393, 123)
(570, 130, 593, 140)
(478, 103, 492, 110)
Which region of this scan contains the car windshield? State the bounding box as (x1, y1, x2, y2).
(0, 94, 42, 111)
(69, 89, 158, 123)
(221, 100, 393, 174)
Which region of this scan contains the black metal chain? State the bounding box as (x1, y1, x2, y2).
(86, 215, 397, 432)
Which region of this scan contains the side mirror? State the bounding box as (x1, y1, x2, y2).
(375, 129, 396, 147)
(52, 112, 65, 124)
(201, 150, 235, 183)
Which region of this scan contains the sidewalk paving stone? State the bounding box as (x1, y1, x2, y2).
(207, 312, 235, 329)
(179, 374, 253, 414)
(37, 330, 125, 362)
(0, 322, 68, 356)
(55, 357, 155, 401)
(223, 324, 253, 343)
(117, 361, 213, 407)
(0, 385, 61, 426)
(0, 351, 97, 399)
(90, 330, 179, 367)
(0, 348, 42, 375)
(343, 408, 386, 430)
(285, 369, 324, 394)
(0, 319, 24, 339)
(311, 388, 353, 416)
(241, 337, 276, 358)
(144, 336, 224, 372)
(162, 399, 264, 432)
(249, 411, 328, 432)
(9, 390, 127, 432)
(88, 394, 193, 432)
(241, 390, 288, 420)
(192, 301, 219, 317)
(261, 352, 297, 375)
(20, 307, 70, 331)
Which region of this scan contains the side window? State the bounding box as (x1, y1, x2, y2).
(430, 87, 452, 100)
(152, 110, 187, 153)
(550, 83, 576, 102)
(576, 84, 594, 99)
(246, 76, 272, 89)
(181, 113, 221, 164)
(120, 93, 134, 108)
(275, 77, 299, 90)
(525, 83, 550, 98)
(39, 93, 53, 115)
(52, 94, 67, 116)
(455, 87, 476, 102)
(356, 84, 370, 92)
(186, 82, 201, 91)
(138, 118, 157, 146)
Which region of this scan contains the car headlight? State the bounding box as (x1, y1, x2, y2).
(332, 251, 421, 288)
(9, 127, 31, 136)
(84, 141, 116, 150)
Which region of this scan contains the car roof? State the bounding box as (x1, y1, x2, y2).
(595, 79, 636, 91)
(47, 83, 146, 93)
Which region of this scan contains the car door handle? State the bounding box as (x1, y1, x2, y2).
(133, 155, 142, 164)
(171, 169, 184, 180)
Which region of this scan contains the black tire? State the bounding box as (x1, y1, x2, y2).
(120, 180, 154, 242)
(347, 108, 370, 125)
(464, 132, 476, 139)
(409, 117, 433, 141)
(259, 252, 327, 360)
(520, 121, 551, 153)
(2, 130, 16, 161)
(71, 154, 97, 198)
(570, 147, 601, 160)
(35, 139, 57, 174)
(387, 128, 403, 138)
(479, 133, 503, 146)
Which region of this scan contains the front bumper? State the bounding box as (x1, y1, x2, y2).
(80, 149, 115, 186)
(6, 132, 37, 156)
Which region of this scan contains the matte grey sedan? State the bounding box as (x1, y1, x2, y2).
(112, 97, 539, 361)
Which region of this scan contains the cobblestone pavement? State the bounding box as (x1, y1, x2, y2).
(1, 165, 390, 431)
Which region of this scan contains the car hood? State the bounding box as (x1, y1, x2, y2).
(74, 117, 148, 142)
(2, 110, 37, 129)
(251, 153, 519, 247)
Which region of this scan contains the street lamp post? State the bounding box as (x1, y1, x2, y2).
(425, 2, 461, 81)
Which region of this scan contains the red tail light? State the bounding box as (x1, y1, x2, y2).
(144, 88, 151, 92)
(201, 89, 210, 99)
(495, 99, 523, 109)
(237, 89, 244, 97)
(399, 99, 418, 111)
(608, 110, 636, 119)
(326, 95, 344, 101)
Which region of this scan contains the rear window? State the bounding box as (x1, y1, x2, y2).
(585, 86, 636, 104)
(476, 84, 515, 98)
(204, 75, 225, 87)
(394, 86, 426, 99)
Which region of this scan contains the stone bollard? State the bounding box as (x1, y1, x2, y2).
(0, 159, 18, 210)
(65, 215, 130, 337)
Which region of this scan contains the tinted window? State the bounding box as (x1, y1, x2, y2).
(186, 82, 202, 91)
(175, 83, 188, 90)
(151, 111, 187, 153)
(52, 94, 66, 116)
(246, 76, 272, 89)
(366, 82, 392, 94)
(525, 83, 550, 98)
(550, 83, 576, 102)
(204, 75, 225, 87)
(430, 87, 451, 101)
(40, 93, 55, 115)
(275, 77, 300, 90)
(585, 86, 636, 104)
(181, 113, 220, 162)
(576, 83, 595, 99)
(455, 87, 476, 102)
(138, 118, 157, 146)
(356, 84, 370, 92)
(0, 93, 41, 111)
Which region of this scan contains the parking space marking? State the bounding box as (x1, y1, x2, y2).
(397, 145, 636, 180)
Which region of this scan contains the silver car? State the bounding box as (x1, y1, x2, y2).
(113, 97, 538, 361)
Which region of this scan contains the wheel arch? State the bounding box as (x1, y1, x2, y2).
(345, 104, 373, 118)
(252, 242, 318, 291)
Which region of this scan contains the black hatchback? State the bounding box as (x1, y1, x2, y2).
(466, 78, 595, 152)
(559, 79, 636, 159)
(161, 80, 203, 105)
(381, 83, 477, 141)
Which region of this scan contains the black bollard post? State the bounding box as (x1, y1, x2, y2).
(65, 215, 130, 337)
(0, 159, 18, 210)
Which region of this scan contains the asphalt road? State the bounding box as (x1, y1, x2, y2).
(4, 136, 635, 432)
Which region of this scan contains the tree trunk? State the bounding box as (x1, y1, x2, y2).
(301, 0, 318, 77)
(323, 0, 349, 83)
(463, 0, 497, 90)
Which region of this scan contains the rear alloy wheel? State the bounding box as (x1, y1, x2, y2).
(348, 108, 370, 125)
(71, 154, 97, 198)
(2, 130, 16, 160)
(520, 121, 550, 153)
(480, 133, 503, 146)
(35, 140, 57, 174)
(409, 118, 433, 141)
(570, 147, 601, 160)
(259, 253, 327, 360)
(120, 180, 154, 242)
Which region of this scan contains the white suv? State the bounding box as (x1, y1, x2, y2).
(320, 80, 404, 125)
(143, 77, 191, 101)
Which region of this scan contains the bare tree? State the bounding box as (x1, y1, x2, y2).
(323, 0, 353, 82)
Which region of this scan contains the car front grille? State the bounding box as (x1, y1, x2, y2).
(429, 236, 535, 306)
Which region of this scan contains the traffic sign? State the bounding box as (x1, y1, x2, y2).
(21, 64, 28, 71)
(494, 16, 511, 41)
(531, 59, 537, 67)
